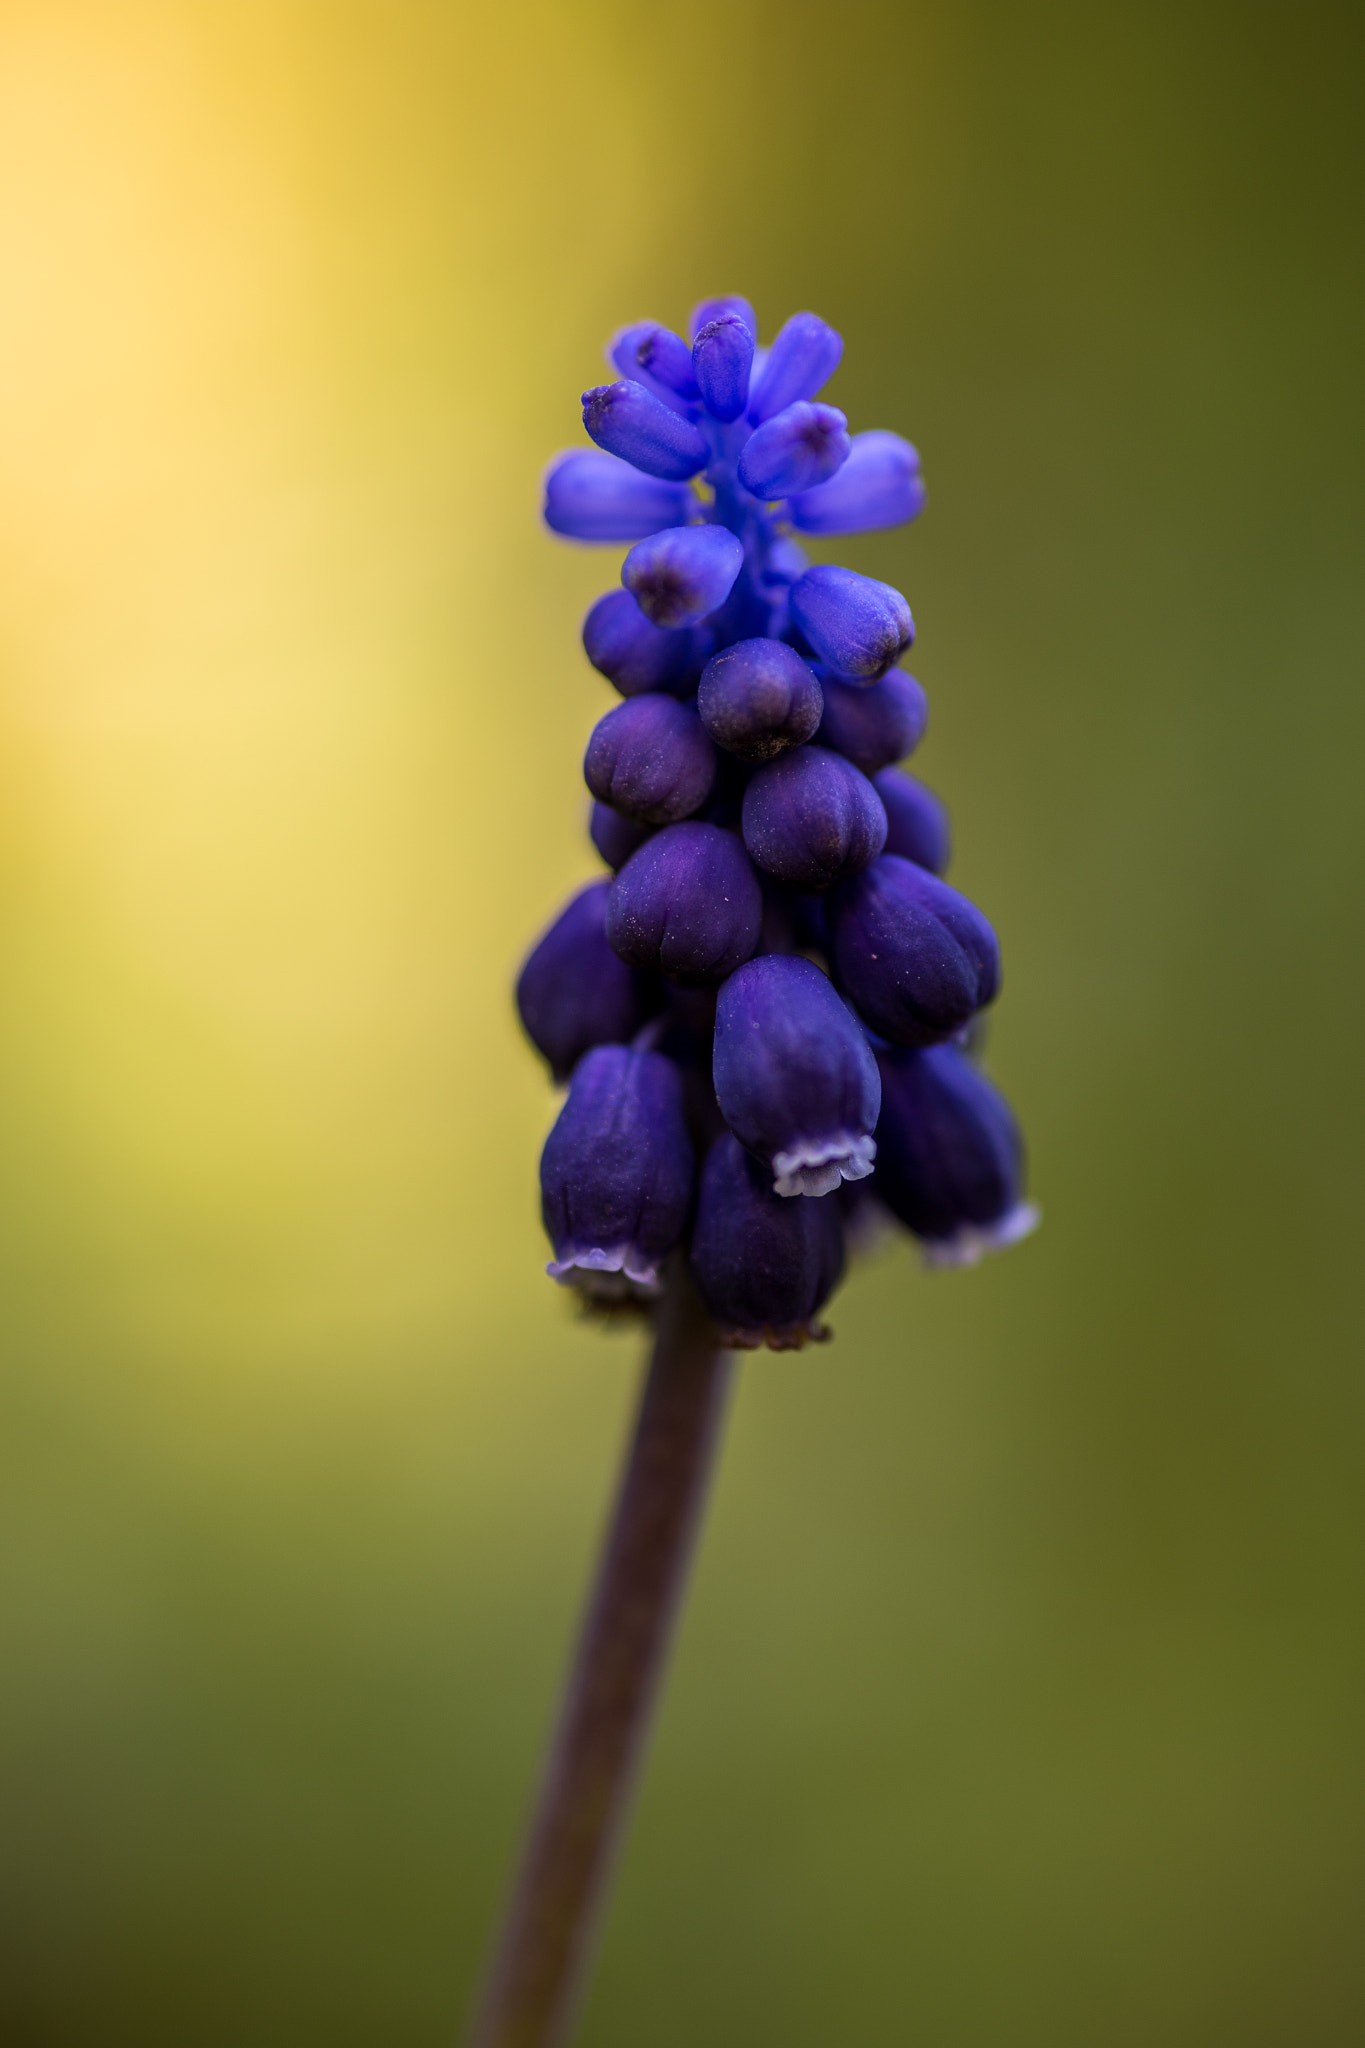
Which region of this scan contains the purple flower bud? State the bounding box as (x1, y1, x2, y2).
(607, 821, 763, 986)
(541, 1045, 694, 1295)
(590, 800, 655, 872)
(788, 430, 925, 535)
(543, 450, 694, 543)
(688, 295, 756, 343)
(697, 637, 823, 762)
(692, 312, 755, 424)
(516, 881, 660, 1082)
(873, 1044, 1037, 1265)
(737, 402, 852, 500)
(622, 523, 745, 629)
(607, 322, 695, 416)
(789, 565, 914, 681)
(713, 955, 880, 1197)
(633, 323, 701, 401)
(746, 310, 843, 425)
(874, 766, 951, 873)
(815, 667, 928, 774)
(830, 854, 1000, 1046)
(689, 1132, 845, 1349)
(582, 380, 710, 482)
(582, 590, 706, 698)
(742, 745, 887, 890)
(584, 694, 717, 825)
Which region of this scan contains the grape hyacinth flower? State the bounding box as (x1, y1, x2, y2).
(540, 1044, 694, 1295)
(871, 1042, 1039, 1266)
(472, 297, 1038, 2048)
(690, 1131, 847, 1347)
(712, 954, 880, 1196)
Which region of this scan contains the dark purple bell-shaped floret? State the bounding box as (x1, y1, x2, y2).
(633, 324, 701, 402)
(697, 638, 823, 762)
(622, 524, 744, 629)
(873, 1043, 1037, 1265)
(689, 1132, 846, 1349)
(814, 667, 928, 775)
(516, 881, 661, 1083)
(738, 402, 851, 500)
(590, 800, 655, 872)
(541, 1044, 694, 1296)
(607, 822, 763, 987)
(713, 954, 881, 1197)
(692, 312, 755, 424)
(582, 380, 710, 482)
(543, 451, 695, 542)
(789, 565, 914, 681)
(830, 854, 999, 1046)
(582, 590, 705, 699)
(788, 430, 925, 535)
(742, 744, 887, 890)
(875, 766, 951, 873)
(746, 311, 843, 425)
(584, 695, 717, 825)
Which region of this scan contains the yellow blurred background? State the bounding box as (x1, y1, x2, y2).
(0, 3, 1362, 2042)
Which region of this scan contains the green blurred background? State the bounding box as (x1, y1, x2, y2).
(0, 2, 1361, 2041)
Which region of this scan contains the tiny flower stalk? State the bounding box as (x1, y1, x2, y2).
(470, 294, 1037, 2048)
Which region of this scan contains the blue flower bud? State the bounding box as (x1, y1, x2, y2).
(692, 312, 755, 424)
(746, 311, 843, 425)
(541, 1044, 694, 1295)
(622, 523, 745, 629)
(874, 766, 951, 873)
(830, 854, 999, 1046)
(582, 380, 710, 482)
(788, 430, 925, 535)
(582, 589, 706, 698)
(742, 744, 887, 890)
(697, 637, 823, 762)
(607, 821, 763, 986)
(737, 402, 852, 500)
(584, 694, 717, 825)
(814, 666, 928, 774)
(590, 800, 655, 872)
(873, 1043, 1038, 1265)
(543, 450, 694, 543)
(713, 954, 880, 1197)
(688, 296, 756, 343)
(633, 323, 701, 401)
(689, 1132, 845, 1349)
(607, 322, 695, 416)
(517, 881, 661, 1082)
(788, 565, 914, 681)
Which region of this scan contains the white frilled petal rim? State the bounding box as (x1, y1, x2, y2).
(771, 1131, 877, 1200)
(546, 1245, 663, 1298)
(919, 1201, 1041, 1269)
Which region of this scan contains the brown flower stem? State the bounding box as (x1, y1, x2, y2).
(464, 1262, 733, 2048)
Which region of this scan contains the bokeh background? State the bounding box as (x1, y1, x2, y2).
(0, 2, 1361, 2041)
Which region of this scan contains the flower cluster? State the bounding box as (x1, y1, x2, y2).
(518, 297, 1036, 1348)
